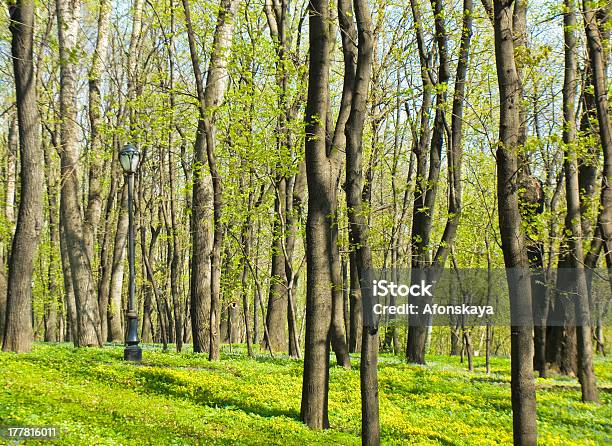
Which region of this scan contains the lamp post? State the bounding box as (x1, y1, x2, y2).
(119, 143, 142, 362)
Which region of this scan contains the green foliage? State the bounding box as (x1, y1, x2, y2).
(0, 344, 609, 445)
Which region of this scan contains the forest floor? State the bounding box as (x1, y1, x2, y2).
(0, 343, 610, 445)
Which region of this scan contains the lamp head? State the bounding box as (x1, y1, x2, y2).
(119, 143, 140, 174)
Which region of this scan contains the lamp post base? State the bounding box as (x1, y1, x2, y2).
(124, 344, 142, 362)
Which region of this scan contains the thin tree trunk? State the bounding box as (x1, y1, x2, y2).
(266, 176, 288, 351)
(60, 218, 77, 342)
(583, 0, 612, 279)
(563, 0, 598, 403)
(344, 0, 378, 441)
(3, 1, 44, 353)
(406, 0, 444, 364)
(108, 186, 128, 342)
(57, 0, 102, 347)
(493, 0, 538, 443)
(44, 139, 60, 343)
(300, 0, 333, 429)
(240, 215, 254, 357)
(287, 162, 306, 358)
(183, 0, 239, 359)
(83, 0, 111, 265)
(349, 253, 362, 353)
(0, 118, 18, 340)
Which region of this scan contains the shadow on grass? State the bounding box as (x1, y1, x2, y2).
(134, 368, 301, 421)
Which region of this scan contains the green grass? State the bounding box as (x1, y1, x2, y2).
(0, 343, 610, 445)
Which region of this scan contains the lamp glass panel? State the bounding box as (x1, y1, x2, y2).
(120, 153, 131, 172)
(130, 153, 140, 172)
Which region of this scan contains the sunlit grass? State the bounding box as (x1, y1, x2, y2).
(0, 343, 609, 445)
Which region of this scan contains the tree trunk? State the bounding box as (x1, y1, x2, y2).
(83, 0, 111, 265)
(2, 1, 44, 353)
(407, 0, 448, 364)
(348, 253, 363, 353)
(183, 0, 238, 359)
(0, 117, 19, 340)
(300, 0, 333, 429)
(287, 162, 306, 358)
(57, 0, 102, 347)
(266, 176, 288, 352)
(140, 225, 160, 343)
(97, 150, 120, 344)
(59, 217, 77, 342)
(493, 0, 538, 443)
(44, 139, 60, 343)
(565, 0, 600, 403)
(583, 0, 612, 282)
(344, 0, 378, 441)
(108, 186, 128, 342)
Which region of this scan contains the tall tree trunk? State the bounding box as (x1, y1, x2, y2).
(5, 117, 18, 229)
(97, 149, 120, 344)
(167, 1, 183, 353)
(83, 0, 111, 265)
(408, 0, 453, 364)
(2, 1, 44, 353)
(0, 117, 19, 340)
(57, 0, 102, 347)
(266, 176, 288, 351)
(44, 139, 60, 343)
(205, 0, 239, 361)
(323, 0, 359, 369)
(493, 0, 538, 444)
(561, 0, 599, 403)
(406, 0, 437, 364)
(59, 218, 77, 342)
(183, 0, 239, 359)
(240, 202, 254, 357)
(140, 224, 161, 344)
(300, 0, 333, 429)
(286, 162, 306, 358)
(583, 0, 612, 279)
(108, 186, 128, 342)
(264, 0, 290, 355)
(345, 0, 378, 441)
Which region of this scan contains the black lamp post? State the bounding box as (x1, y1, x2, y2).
(119, 143, 142, 362)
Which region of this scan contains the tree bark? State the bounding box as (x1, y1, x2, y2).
(108, 186, 128, 342)
(266, 176, 288, 351)
(97, 149, 120, 344)
(493, 0, 538, 444)
(300, 0, 333, 429)
(407, 0, 447, 364)
(57, 0, 102, 347)
(83, 0, 111, 265)
(183, 0, 238, 359)
(44, 139, 60, 343)
(583, 0, 612, 278)
(344, 0, 378, 441)
(0, 117, 18, 341)
(3, 1, 44, 353)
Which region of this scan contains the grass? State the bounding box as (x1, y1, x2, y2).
(0, 343, 610, 445)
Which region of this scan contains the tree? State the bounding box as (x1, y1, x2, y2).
(407, 0, 473, 364)
(183, 0, 239, 358)
(300, 0, 334, 428)
(344, 0, 379, 441)
(56, 0, 102, 347)
(84, 0, 111, 268)
(2, 0, 44, 353)
(583, 0, 612, 285)
(492, 0, 538, 443)
(561, 0, 598, 403)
